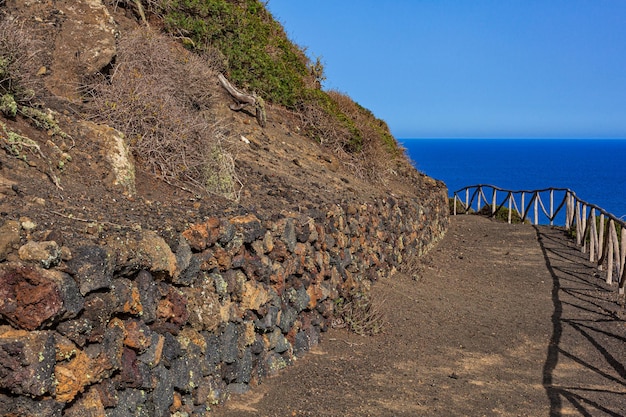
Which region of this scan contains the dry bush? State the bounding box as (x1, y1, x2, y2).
(327, 90, 403, 183)
(0, 16, 42, 106)
(297, 98, 352, 156)
(335, 289, 387, 336)
(83, 28, 241, 200)
(298, 88, 411, 185)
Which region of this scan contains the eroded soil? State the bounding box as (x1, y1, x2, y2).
(215, 215, 626, 417)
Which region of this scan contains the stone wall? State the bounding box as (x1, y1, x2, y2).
(0, 191, 448, 416)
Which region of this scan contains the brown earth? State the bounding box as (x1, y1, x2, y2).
(214, 215, 626, 417)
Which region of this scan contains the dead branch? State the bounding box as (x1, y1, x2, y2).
(218, 74, 266, 127)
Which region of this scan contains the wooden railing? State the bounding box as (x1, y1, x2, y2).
(452, 185, 626, 295)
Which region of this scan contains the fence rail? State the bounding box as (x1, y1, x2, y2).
(452, 184, 626, 295)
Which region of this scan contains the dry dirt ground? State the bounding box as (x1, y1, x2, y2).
(215, 215, 626, 417)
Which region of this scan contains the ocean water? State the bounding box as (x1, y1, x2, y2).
(400, 139, 626, 222)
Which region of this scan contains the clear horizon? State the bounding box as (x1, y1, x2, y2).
(267, 1, 626, 140)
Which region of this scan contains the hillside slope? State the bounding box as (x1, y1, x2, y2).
(0, 0, 444, 245)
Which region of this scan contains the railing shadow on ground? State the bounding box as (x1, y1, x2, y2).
(535, 226, 626, 417)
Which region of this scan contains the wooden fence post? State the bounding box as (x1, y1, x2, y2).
(589, 208, 597, 262)
(507, 193, 512, 224)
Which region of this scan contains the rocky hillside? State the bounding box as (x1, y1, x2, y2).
(0, 0, 446, 253)
(0, 1, 449, 416)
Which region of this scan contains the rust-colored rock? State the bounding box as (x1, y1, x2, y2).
(182, 217, 221, 251)
(0, 263, 82, 330)
(156, 287, 188, 328)
(54, 325, 123, 403)
(241, 280, 270, 312)
(123, 319, 152, 352)
(62, 386, 105, 417)
(112, 278, 143, 316)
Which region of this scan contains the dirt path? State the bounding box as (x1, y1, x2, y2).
(214, 215, 626, 417)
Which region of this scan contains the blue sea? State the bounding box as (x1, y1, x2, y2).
(400, 139, 626, 222)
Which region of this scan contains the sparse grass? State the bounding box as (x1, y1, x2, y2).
(83, 28, 241, 200)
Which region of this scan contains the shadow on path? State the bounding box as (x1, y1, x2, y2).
(535, 226, 626, 417)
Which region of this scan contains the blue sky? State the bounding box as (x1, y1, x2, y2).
(266, 1, 626, 139)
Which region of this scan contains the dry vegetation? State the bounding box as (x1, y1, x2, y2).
(0, 18, 42, 113)
(83, 29, 242, 200)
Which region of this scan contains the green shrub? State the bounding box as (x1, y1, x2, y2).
(478, 204, 525, 223)
(158, 0, 311, 108)
(0, 93, 17, 117)
(449, 198, 473, 215)
(151, 0, 413, 183)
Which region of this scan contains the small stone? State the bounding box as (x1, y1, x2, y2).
(183, 281, 221, 332)
(20, 218, 37, 231)
(173, 236, 193, 285)
(278, 305, 298, 333)
(136, 270, 158, 323)
(122, 319, 152, 352)
(181, 218, 220, 251)
(293, 331, 310, 356)
(37, 66, 47, 76)
(57, 318, 93, 347)
(281, 218, 297, 252)
(137, 332, 164, 368)
(54, 326, 123, 403)
(193, 376, 227, 406)
(155, 286, 188, 331)
(18, 240, 61, 268)
(227, 382, 250, 395)
(108, 388, 149, 417)
(111, 278, 143, 316)
(268, 329, 290, 353)
(151, 365, 174, 416)
(118, 347, 143, 388)
(287, 285, 310, 313)
(220, 323, 239, 364)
